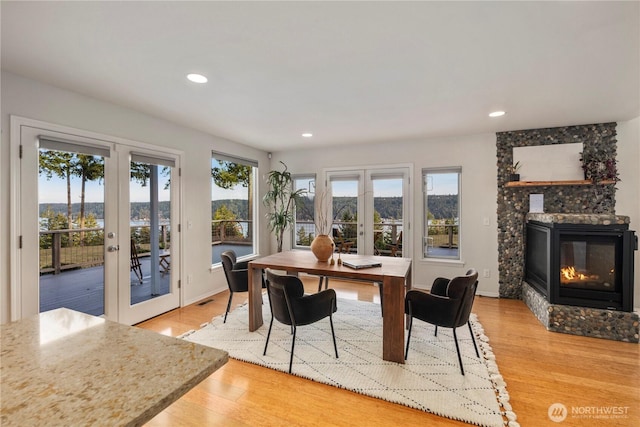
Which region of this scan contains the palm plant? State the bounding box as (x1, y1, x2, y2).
(263, 162, 306, 252)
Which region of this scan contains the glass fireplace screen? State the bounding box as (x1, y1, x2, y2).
(559, 238, 616, 292)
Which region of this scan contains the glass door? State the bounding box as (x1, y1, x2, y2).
(327, 167, 410, 257)
(366, 169, 409, 257)
(36, 135, 110, 317)
(16, 121, 180, 324)
(328, 171, 364, 254)
(118, 150, 180, 325)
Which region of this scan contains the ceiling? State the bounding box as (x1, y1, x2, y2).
(2, 1, 639, 152)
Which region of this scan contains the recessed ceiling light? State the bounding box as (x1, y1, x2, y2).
(187, 73, 208, 83)
(302, 133, 313, 138)
(489, 111, 506, 118)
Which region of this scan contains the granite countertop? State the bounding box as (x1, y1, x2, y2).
(1, 308, 228, 426)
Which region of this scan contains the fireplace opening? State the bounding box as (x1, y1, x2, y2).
(525, 220, 636, 312)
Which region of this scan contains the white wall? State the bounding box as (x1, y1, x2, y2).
(616, 116, 640, 309)
(0, 71, 271, 323)
(273, 133, 501, 295)
(2, 70, 637, 322)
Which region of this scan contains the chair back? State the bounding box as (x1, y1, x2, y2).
(265, 269, 305, 326)
(221, 250, 247, 292)
(446, 269, 478, 328)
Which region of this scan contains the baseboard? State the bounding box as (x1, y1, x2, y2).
(476, 291, 500, 298)
(184, 285, 226, 307)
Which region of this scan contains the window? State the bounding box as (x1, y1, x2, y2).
(211, 152, 258, 264)
(423, 168, 460, 259)
(293, 175, 315, 248)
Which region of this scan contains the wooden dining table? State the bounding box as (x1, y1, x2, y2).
(249, 250, 412, 364)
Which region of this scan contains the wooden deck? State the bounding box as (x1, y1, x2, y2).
(40, 244, 254, 317)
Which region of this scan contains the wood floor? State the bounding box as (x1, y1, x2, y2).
(138, 276, 639, 427)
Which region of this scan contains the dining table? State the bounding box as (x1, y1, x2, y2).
(1, 308, 228, 426)
(249, 250, 412, 363)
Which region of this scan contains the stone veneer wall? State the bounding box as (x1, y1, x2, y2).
(496, 123, 617, 299)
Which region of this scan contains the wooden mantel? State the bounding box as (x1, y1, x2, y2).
(505, 179, 615, 188)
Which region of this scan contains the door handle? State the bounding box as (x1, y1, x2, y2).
(107, 245, 120, 252)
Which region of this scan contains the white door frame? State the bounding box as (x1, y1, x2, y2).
(323, 164, 412, 257)
(10, 116, 183, 323)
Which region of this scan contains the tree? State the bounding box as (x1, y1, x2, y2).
(39, 150, 75, 240)
(74, 154, 104, 244)
(212, 161, 251, 189)
(39, 206, 70, 248)
(212, 161, 253, 237)
(213, 205, 243, 240)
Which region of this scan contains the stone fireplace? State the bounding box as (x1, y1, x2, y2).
(524, 213, 636, 312)
(497, 123, 639, 343)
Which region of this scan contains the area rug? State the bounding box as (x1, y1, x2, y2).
(180, 296, 518, 427)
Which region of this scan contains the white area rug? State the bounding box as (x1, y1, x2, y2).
(181, 296, 517, 427)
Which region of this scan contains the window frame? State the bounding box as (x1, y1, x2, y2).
(422, 167, 461, 260)
(210, 151, 258, 266)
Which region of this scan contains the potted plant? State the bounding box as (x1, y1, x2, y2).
(580, 151, 619, 184)
(263, 161, 306, 252)
(509, 161, 522, 182)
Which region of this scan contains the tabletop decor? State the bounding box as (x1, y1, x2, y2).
(310, 188, 333, 262)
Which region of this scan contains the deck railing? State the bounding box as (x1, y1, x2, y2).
(40, 220, 250, 274)
(294, 220, 459, 253)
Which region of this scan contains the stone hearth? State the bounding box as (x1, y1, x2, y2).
(523, 281, 639, 343)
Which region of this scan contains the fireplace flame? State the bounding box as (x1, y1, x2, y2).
(560, 266, 599, 283)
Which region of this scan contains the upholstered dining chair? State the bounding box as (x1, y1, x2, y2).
(220, 250, 265, 323)
(264, 268, 339, 373)
(404, 269, 479, 375)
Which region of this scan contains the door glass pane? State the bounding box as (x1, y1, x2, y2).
(372, 178, 403, 257)
(130, 161, 171, 304)
(293, 176, 315, 248)
(331, 180, 358, 253)
(39, 149, 106, 316)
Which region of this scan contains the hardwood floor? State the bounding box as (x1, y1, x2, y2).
(138, 276, 639, 427)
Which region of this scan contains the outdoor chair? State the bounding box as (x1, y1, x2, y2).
(220, 250, 265, 323)
(404, 269, 479, 375)
(264, 268, 339, 373)
(130, 239, 143, 284)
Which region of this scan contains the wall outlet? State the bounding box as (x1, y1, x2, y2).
(483, 217, 490, 226)
(483, 269, 491, 278)
(187, 274, 192, 284)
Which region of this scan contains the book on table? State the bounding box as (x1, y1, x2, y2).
(342, 258, 382, 269)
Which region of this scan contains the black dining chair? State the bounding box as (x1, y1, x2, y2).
(220, 250, 265, 323)
(263, 268, 339, 373)
(404, 269, 479, 375)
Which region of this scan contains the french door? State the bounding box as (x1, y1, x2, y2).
(13, 119, 180, 324)
(326, 166, 410, 257)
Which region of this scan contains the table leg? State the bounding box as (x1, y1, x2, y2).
(248, 265, 264, 331)
(382, 275, 406, 363)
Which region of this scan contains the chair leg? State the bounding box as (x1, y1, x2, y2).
(377, 282, 384, 316)
(434, 325, 438, 336)
(224, 292, 233, 323)
(263, 317, 274, 356)
(329, 313, 338, 358)
(468, 321, 480, 358)
(318, 276, 329, 292)
(452, 328, 465, 375)
(404, 315, 413, 360)
(288, 325, 297, 374)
